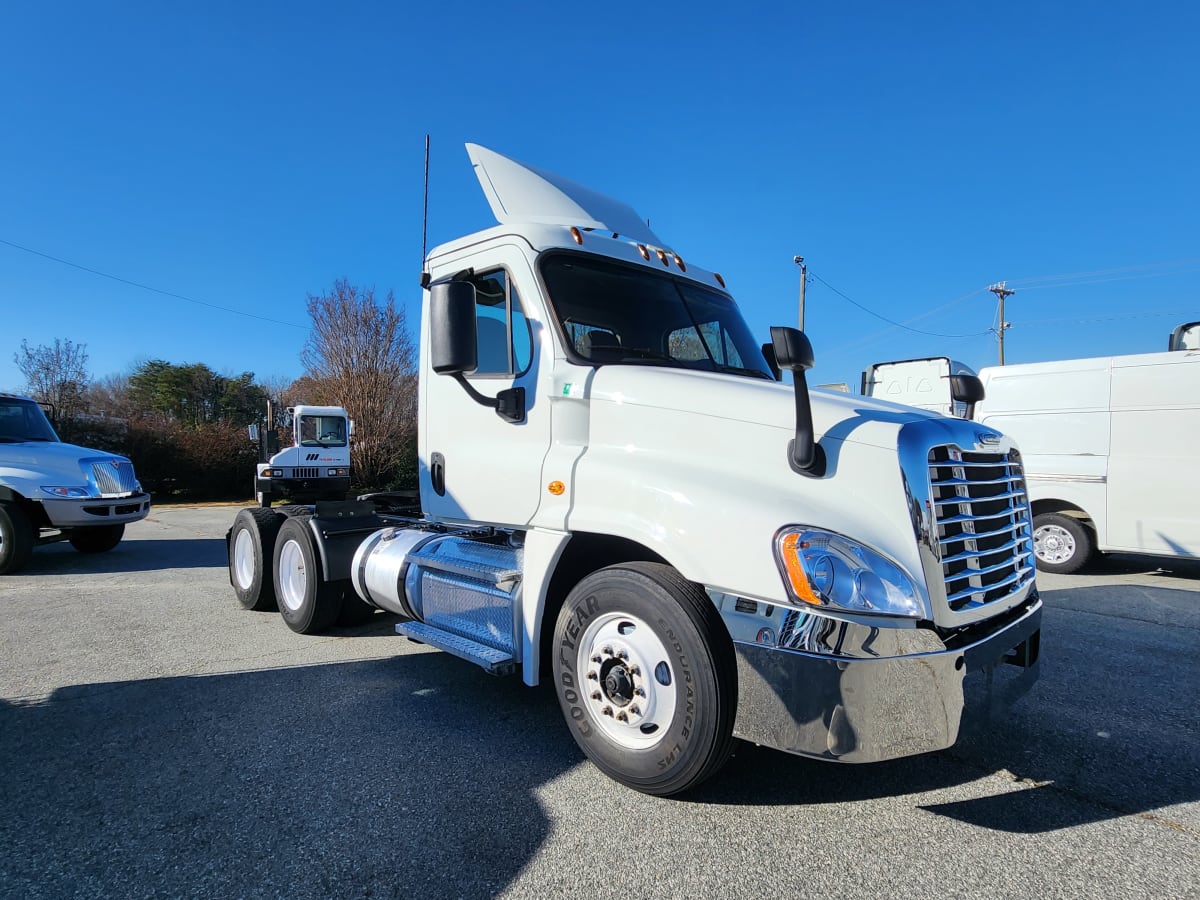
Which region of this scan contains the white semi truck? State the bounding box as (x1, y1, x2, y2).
(0, 392, 151, 574)
(227, 144, 1042, 795)
(250, 402, 352, 508)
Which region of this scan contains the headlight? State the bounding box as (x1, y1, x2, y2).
(41, 486, 91, 498)
(774, 528, 927, 618)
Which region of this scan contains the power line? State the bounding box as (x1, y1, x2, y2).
(0, 237, 308, 330)
(807, 270, 992, 338)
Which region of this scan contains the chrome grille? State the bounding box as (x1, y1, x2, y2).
(91, 461, 139, 495)
(928, 446, 1035, 612)
(291, 467, 321, 479)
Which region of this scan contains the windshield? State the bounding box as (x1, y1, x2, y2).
(539, 253, 774, 379)
(0, 397, 60, 443)
(297, 414, 347, 448)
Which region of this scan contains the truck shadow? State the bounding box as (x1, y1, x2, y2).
(0, 653, 573, 898)
(17, 537, 228, 574)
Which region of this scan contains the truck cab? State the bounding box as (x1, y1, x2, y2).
(228, 144, 1042, 796)
(253, 404, 352, 507)
(0, 392, 151, 574)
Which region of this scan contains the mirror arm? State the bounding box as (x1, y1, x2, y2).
(451, 375, 526, 424)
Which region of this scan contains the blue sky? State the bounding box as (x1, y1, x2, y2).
(3, 1, 1197, 394)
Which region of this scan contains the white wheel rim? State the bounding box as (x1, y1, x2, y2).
(278, 539, 307, 612)
(576, 612, 676, 750)
(1034, 524, 1076, 564)
(233, 529, 256, 590)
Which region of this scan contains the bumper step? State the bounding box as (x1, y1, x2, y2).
(396, 621, 516, 676)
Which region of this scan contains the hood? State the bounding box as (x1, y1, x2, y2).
(582, 365, 939, 452)
(0, 441, 132, 484)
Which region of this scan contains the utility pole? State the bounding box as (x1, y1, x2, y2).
(988, 281, 1016, 365)
(794, 255, 807, 331)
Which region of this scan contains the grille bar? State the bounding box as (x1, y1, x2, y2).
(291, 467, 321, 479)
(939, 521, 1026, 546)
(940, 536, 1028, 566)
(946, 565, 1035, 606)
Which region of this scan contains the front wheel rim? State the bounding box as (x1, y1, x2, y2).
(277, 539, 307, 612)
(233, 529, 255, 589)
(576, 612, 676, 750)
(1034, 524, 1076, 564)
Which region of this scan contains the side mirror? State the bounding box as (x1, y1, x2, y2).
(949, 374, 985, 419)
(430, 281, 479, 375)
(771, 328, 815, 372)
(770, 326, 825, 477)
(247, 424, 260, 442)
(1169, 321, 1200, 351)
(347, 419, 355, 437)
(429, 279, 525, 424)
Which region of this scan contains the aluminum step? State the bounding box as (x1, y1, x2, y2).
(396, 621, 516, 676)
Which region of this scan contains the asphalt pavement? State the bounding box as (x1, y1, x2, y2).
(1, 507, 1197, 899)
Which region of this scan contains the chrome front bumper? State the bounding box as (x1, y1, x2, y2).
(729, 597, 1041, 763)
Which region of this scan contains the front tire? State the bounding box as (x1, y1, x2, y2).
(273, 516, 344, 633)
(68, 524, 125, 554)
(229, 508, 284, 610)
(1033, 512, 1094, 574)
(0, 502, 35, 575)
(551, 561, 737, 797)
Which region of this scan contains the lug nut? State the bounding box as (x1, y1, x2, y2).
(629, 705, 640, 715)
(602, 646, 613, 656)
(616, 712, 628, 722)
(591, 691, 602, 701)
(616, 649, 629, 660)
(587, 671, 599, 681)
(602, 706, 613, 717)
(630, 666, 641, 676)
(635, 688, 646, 698)
(591, 654, 602, 664)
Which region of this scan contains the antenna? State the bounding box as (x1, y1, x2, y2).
(420, 134, 431, 288)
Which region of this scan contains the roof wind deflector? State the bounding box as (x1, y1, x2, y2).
(465, 143, 665, 248)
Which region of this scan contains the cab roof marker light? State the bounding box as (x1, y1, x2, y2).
(655, 248, 668, 266)
(637, 244, 650, 260)
(673, 254, 686, 272)
(714, 273, 726, 288)
(570, 227, 584, 245)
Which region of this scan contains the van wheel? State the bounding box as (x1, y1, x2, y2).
(229, 508, 284, 610)
(68, 524, 125, 554)
(273, 516, 343, 633)
(1033, 513, 1094, 574)
(0, 502, 35, 575)
(551, 561, 737, 797)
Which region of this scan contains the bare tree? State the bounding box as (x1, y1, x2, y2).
(14, 338, 91, 423)
(301, 280, 418, 490)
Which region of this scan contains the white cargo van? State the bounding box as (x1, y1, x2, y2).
(865, 344, 1200, 573)
(973, 349, 1200, 573)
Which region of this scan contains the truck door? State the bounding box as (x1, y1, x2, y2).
(1106, 353, 1200, 556)
(420, 245, 551, 527)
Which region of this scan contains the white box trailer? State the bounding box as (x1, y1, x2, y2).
(973, 348, 1200, 573)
